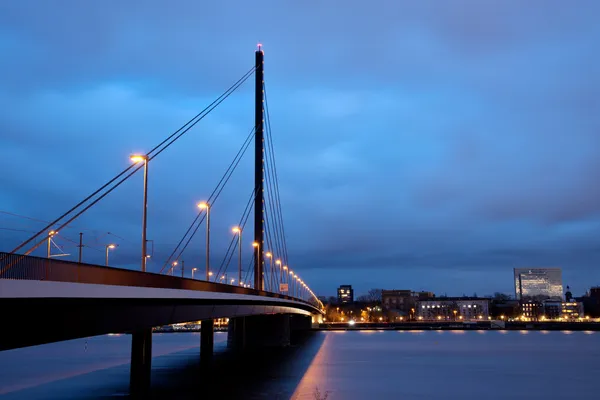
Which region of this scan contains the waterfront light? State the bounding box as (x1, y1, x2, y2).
(348, 320, 356, 326)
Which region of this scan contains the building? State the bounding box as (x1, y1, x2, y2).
(417, 298, 490, 321)
(522, 300, 585, 321)
(337, 285, 354, 304)
(514, 268, 563, 301)
(383, 290, 435, 319)
(560, 301, 584, 320)
(521, 300, 544, 320)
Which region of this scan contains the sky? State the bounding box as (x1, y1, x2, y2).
(1, 1, 599, 298)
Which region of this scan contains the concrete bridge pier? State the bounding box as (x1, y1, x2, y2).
(129, 328, 152, 397)
(227, 314, 315, 350)
(201, 319, 214, 362)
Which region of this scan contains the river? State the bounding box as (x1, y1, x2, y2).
(0, 330, 598, 399)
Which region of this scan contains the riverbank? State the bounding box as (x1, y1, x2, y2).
(317, 321, 600, 331)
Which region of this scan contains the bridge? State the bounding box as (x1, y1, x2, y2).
(0, 47, 324, 396)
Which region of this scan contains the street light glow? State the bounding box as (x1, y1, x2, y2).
(232, 226, 241, 234)
(197, 201, 209, 210)
(275, 259, 281, 265)
(107, 244, 116, 249)
(130, 154, 147, 163)
(252, 241, 259, 248)
(265, 252, 272, 258)
(283, 265, 288, 270)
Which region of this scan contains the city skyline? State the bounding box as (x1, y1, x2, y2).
(1, 1, 600, 297)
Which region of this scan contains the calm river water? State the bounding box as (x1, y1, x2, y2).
(0, 330, 598, 399)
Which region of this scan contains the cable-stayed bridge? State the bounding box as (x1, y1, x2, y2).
(0, 47, 324, 395)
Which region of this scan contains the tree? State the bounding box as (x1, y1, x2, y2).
(367, 289, 382, 302)
(493, 292, 511, 302)
(356, 295, 370, 303)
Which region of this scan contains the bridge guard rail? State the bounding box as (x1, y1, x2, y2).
(0, 252, 321, 310)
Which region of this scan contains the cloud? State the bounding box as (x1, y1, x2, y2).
(1, 0, 600, 297)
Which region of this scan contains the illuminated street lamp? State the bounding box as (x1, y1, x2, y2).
(197, 202, 210, 280)
(282, 265, 289, 294)
(105, 244, 116, 266)
(47, 230, 58, 258)
(232, 227, 242, 285)
(171, 260, 178, 276)
(275, 259, 282, 292)
(130, 154, 149, 272)
(252, 241, 260, 289)
(265, 252, 273, 292)
(192, 267, 198, 279)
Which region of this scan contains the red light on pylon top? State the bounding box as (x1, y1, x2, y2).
(257, 43, 263, 52)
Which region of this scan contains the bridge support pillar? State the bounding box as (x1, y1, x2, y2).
(200, 319, 214, 362)
(227, 314, 291, 350)
(129, 328, 152, 397)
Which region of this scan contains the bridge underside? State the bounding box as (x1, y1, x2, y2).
(0, 280, 321, 351)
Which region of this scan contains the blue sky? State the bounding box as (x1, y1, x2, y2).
(1, 1, 599, 298)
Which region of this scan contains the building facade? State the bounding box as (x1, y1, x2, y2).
(337, 285, 354, 304)
(417, 298, 490, 321)
(514, 268, 563, 300)
(383, 290, 435, 318)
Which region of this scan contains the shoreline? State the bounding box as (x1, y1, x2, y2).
(316, 321, 600, 331)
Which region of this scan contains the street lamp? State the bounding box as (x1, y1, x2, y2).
(275, 259, 282, 292)
(197, 202, 210, 280)
(47, 230, 58, 258)
(192, 267, 198, 279)
(265, 252, 273, 292)
(130, 154, 149, 272)
(283, 265, 288, 294)
(230, 278, 236, 285)
(252, 241, 260, 289)
(105, 244, 116, 266)
(171, 260, 178, 276)
(232, 226, 242, 285)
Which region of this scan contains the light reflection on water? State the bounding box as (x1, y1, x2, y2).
(0, 330, 598, 399)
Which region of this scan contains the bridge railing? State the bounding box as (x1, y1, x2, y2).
(0, 252, 321, 309)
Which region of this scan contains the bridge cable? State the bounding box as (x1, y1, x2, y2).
(264, 83, 290, 266)
(213, 188, 256, 283)
(159, 128, 256, 274)
(6, 66, 256, 260)
(25, 69, 255, 257)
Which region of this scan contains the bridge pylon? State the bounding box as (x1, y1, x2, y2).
(254, 46, 265, 290)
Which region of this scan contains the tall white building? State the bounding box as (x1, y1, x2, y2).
(514, 268, 563, 300)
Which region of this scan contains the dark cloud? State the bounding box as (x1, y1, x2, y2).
(1, 0, 600, 297)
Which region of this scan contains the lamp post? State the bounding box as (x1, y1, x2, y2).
(197, 202, 210, 280)
(192, 268, 198, 279)
(232, 227, 242, 285)
(289, 271, 295, 298)
(265, 252, 273, 292)
(171, 261, 178, 276)
(130, 154, 149, 272)
(275, 259, 282, 293)
(47, 230, 57, 258)
(283, 265, 288, 294)
(105, 244, 116, 266)
(252, 242, 260, 289)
